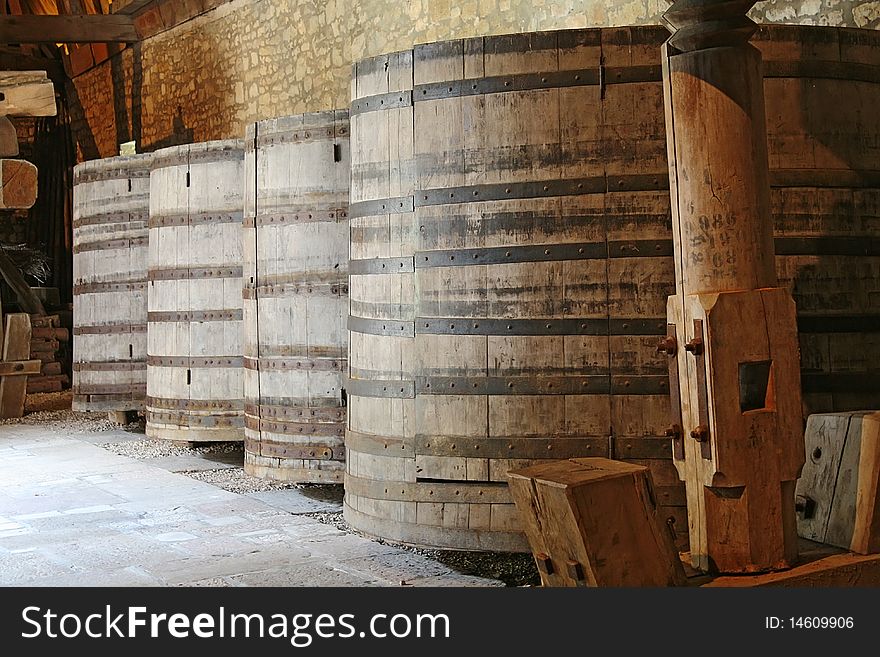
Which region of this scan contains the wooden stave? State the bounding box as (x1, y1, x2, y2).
(243, 110, 351, 481)
(146, 140, 245, 441)
(72, 154, 152, 412)
(346, 25, 880, 551)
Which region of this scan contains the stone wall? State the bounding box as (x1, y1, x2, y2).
(68, 0, 880, 160)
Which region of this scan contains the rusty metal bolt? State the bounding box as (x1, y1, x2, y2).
(684, 336, 704, 355)
(656, 335, 677, 356)
(664, 424, 682, 439)
(690, 425, 709, 442)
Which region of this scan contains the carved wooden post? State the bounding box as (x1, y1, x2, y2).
(660, 0, 805, 573)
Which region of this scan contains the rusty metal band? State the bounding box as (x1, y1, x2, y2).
(348, 316, 415, 337)
(73, 210, 148, 229)
(416, 375, 668, 396)
(146, 411, 245, 429)
(244, 416, 345, 437)
(146, 396, 244, 411)
(148, 266, 243, 281)
(242, 208, 348, 227)
(415, 240, 674, 268)
(349, 196, 414, 219)
(242, 282, 348, 299)
(345, 429, 413, 457)
(775, 236, 880, 257)
(73, 236, 148, 254)
(797, 315, 880, 334)
(74, 383, 147, 395)
(74, 280, 147, 294)
(189, 145, 244, 165)
(147, 310, 243, 323)
(146, 356, 244, 368)
(73, 166, 151, 184)
(243, 357, 346, 372)
(350, 90, 414, 116)
(73, 361, 146, 372)
(345, 378, 416, 399)
(416, 175, 668, 207)
(148, 211, 244, 228)
(416, 317, 666, 336)
(242, 345, 347, 359)
(802, 371, 880, 394)
(149, 150, 188, 170)
(244, 403, 345, 422)
(244, 436, 344, 461)
(763, 60, 880, 85)
(246, 124, 341, 150)
(413, 435, 670, 460)
(345, 474, 513, 504)
(769, 169, 880, 189)
(349, 256, 415, 275)
(411, 66, 662, 103)
(73, 324, 147, 335)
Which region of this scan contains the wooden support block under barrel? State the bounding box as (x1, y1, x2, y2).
(508, 458, 686, 587)
(0, 313, 38, 419)
(0, 159, 38, 209)
(797, 412, 880, 555)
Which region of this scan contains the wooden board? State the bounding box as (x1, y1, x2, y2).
(346, 25, 880, 552)
(72, 154, 151, 413)
(146, 140, 244, 442)
(508, 458, 685, 587)
(243, 110, 349, 482)
(0, 313, 31, 419)
(0, 71, 55, 117)
(0, 116, 18, 156)
(797, 412, 880, 554)
(0, 15, 137, 44)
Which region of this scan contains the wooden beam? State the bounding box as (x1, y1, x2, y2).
(0, 15, 138, 44)
(111, 0, 155, 16)
(0, 116, 17, 157)
(0, 248, 46, 316)
(0, 71, 56, 117)
(0, 49, 63, 81)
(0, 313, 33, 419)
(0, 158, 38, 209)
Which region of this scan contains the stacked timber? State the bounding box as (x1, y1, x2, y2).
(72, 154, 151, 412)
(27, 314, 69, 393)
(146, 140, 245, 442)
(345, 25, 880, 551)
(243, 110, 350, 481)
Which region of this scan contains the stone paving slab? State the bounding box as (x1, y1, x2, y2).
(0, 425, 501, 588)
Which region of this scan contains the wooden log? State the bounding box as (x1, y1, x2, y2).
(0, 158, 38, 209)
(30, 338, 59, 352)
(0, 313, 31, 418)
(797, 412, 880, 555)
(0, 15, 138, 45)
(30, 314, 59, 328)
(243, 110, 349, 483)
(72, 154, 150, 413)
(0, 116, 18, 157)
(508, 458, 686, 587)
(26, 377, 63, 394)
(146, 140, 244, 442)
(31, 327, 68, 341)
(40, 361, 61, 376)
(0, 71, 55, 117)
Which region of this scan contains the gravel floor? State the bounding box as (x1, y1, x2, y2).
(0, 392, 145, 434)
(101, 438, 240, 460)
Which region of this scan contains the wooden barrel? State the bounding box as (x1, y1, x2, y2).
(146, 140, 245, 442)
(243, 111, 350, 481)
(72, 154, 151, 412)
(346, 25, 880, 551)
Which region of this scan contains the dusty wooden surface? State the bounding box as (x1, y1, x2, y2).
(146, 140, 244, 442)
(72, 154, 151, 413)
(0, 158, 37, 209)
(243, 110, 350, 482)
(0, 313, 34, 419)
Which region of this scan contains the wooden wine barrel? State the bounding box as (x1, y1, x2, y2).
(146, 140, 245, 442)
(346, 25, 880, 551)
(243, 111, 350, 481)
(72, 154, 151, 412)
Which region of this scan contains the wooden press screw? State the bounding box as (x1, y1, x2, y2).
(656, 336, 677, 356)
(684, 336, 703, 355)
(691, 425, 709, 442)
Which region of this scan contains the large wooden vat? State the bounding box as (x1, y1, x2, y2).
(146, 140, 245, 442)
(346, 25, 880, 551)
(72, 154, 151, 412)
(243, 111, 350, 481)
